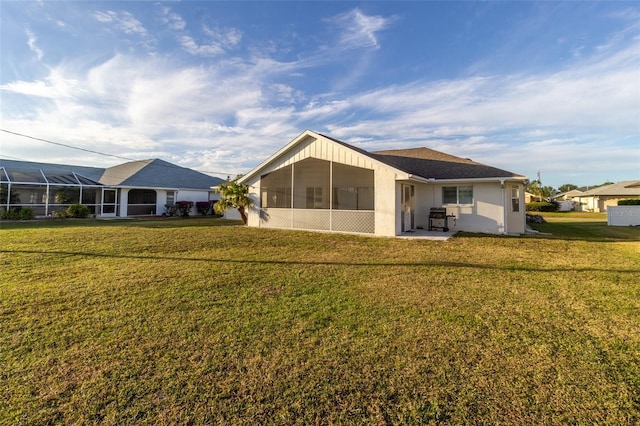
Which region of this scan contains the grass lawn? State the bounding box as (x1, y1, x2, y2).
(1, 217, 639, 424)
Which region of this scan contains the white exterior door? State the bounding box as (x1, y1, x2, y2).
(401, 184, 415, 232)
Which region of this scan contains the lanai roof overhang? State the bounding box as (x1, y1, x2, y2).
(0, 165, 103, 187)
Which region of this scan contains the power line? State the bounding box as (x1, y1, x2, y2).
(1, 128, 134, 162)
(0, 128, 237, 178)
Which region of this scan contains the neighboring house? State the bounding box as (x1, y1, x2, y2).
(572, 181, 640, 212)
(237, 130, 527, 236)
(0, 158, 225, 218)
(525, 192, 544, 203)
(552, 189, 585, 201)
(550, 189, 585, 211)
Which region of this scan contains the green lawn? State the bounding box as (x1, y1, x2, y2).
(1, 217, 639, 425)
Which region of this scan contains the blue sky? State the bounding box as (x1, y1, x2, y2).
(1, 1, 638, 188)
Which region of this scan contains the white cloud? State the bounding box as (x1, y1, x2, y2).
(329, 9, 393, 50)
(203, 25, 242, 48)
(179, 35, 225, 56)
(25, 26, 43, 61)
(160, 7, 186, 31)
(179, 26, 242, 57)
(93, 10, 147, 36)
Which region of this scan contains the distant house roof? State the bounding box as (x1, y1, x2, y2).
(577, 181, 640, 197)
(552, 189, 585, 200)
(99, 159, 225, 189)
(0, 158, 224, 190)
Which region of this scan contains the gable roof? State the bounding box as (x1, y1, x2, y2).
(0, 158, 224, 190)
(577, 181, 640, 197)
(240, 130, 525, 183)
(99, 159, 224, 189)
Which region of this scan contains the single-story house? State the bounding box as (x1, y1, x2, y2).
(525, 191, 544, 203)
(237, 130, 528, 236)
(572, 181, 640, 212)
(0, 158, 225, 218)
(551, 188, 585, 201)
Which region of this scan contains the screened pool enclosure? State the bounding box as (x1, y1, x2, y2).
(0, 164, 111, 217)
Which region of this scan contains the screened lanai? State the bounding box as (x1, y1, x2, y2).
(0, 164, 108, 217)
(259, 158, 375, 233)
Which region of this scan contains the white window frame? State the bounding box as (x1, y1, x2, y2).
(511, 186, 520, 212)
(442, 185, 474, 205)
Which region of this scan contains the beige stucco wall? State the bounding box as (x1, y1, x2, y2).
(411, 181, 524, 234)
(374, 169, 400, 236)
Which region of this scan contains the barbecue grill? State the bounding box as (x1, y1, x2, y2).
(428, 208, 456, 232)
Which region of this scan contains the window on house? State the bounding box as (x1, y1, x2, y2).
(511, 187, 520, 212)
(128, 189, 156, 204)
(166, 191, 175, 206)
(442, 186, 473, 205)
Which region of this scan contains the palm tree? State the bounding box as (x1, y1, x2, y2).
(214, 181, 253, 224)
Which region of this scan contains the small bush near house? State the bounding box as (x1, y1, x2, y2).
(164, 204, 178, 216)
(1, 208, 19, 220)
(526, 214, 545, 223)
(618, 199, 640, 206)
(66, 203, 91, 218)
(211, 201, 224, 218)
(18, 208, 34, 220)
(175, 201, 194, 217)
(195, 201, 212, 216)
(1, 207, 33, 220)
(526, 201, 559, 212)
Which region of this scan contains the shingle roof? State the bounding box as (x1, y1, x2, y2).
(100, 159, 224, 189)
(371, 147, 524, 180)
(577, 181, 640, 197)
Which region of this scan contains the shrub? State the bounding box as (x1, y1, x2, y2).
(196, 201, 212, 216)
(618, 199, 640, 206)
(66, 203, 91, 218)
(19, 208, 34, 220)
(1, 208, 21, 220)
(175, 201, 194, 217)
(526, 214, 545, 223)
(526, 201, 559, 212)
(164, 204, 178, 217)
